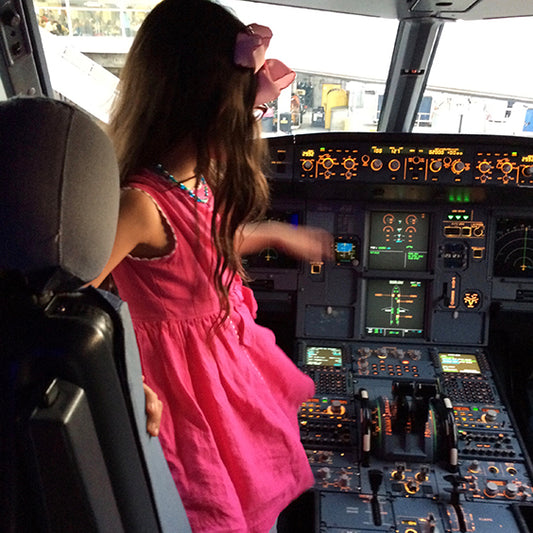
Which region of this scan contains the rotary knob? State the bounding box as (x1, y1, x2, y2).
(482, 409, 498, 423)
(505, 482, 519, 498)
(359, 347, 372, 358)
(338, 473, 350, 487)
(478, 161, 491, 173)
(358, 358, 369, 370)
(452, 160, 465, 174)
(302, 160, 313, 171)
(389, 159, 401, 172)
(468, 460, 480, 473)
(410, 350, 422, 361)
(322, 157, 334, 169)
(330, 400, 343, 415)
(317, 451, 333, 462)
(501, 162, 513, 174)
(485, 481, 499, 497)
(416, 467, 429, 482)
(1, 8, 21, 27)
(405, 479, 419, 493)
(371, 159, 383, 171)
(376, 348, 388, 359)
(429, 160, 443, 173)
(317, 467, 331, 480)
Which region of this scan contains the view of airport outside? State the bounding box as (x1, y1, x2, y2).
(32, 0, 533, 136)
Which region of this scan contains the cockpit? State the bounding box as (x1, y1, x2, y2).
(2, 0, 533, 531)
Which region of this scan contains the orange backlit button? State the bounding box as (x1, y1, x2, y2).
(463, 290, 482, 309)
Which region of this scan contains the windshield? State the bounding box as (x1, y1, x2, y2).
(31, 0, 533, 136)
(422, 17, 533, 136)
(222, 0, 397, 135)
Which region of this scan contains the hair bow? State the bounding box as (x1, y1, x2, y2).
(234, 23, 296, 106)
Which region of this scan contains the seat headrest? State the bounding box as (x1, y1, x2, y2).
(0, 97, 119, 293)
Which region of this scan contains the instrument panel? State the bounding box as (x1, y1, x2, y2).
(248, 132, 533, 532)
(271, 133, 533, 187)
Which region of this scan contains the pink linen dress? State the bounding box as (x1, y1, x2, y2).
(111, 169, 315, 533)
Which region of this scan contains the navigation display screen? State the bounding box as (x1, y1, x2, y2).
(368, 211, 429, 271)
(439, 352, 481, 374)
(365, 279, 425, 338)
(306, 346, 343, 366)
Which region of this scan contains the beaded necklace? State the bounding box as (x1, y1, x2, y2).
(154, 163, 209, 204)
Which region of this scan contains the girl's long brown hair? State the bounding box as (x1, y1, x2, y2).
(108, 0, 269, 319)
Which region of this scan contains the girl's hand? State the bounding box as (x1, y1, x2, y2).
(238, 221, 334, 262)
(276, 224, 334, 262)
(143, 376, 163, 437)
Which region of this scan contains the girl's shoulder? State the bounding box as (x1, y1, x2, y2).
(124, 168, 174, 195)
(119, 183, 177, 260)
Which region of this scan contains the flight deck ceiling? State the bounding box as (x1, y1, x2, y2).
(248, 0, 533, 20)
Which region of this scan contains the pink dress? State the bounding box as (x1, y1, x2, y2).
(112, 169, 315, 533)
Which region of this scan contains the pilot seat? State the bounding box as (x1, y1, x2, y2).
(0, 96, 191, 532)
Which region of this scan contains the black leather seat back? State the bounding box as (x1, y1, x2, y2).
(0, 97, 118, 292)
(0, 97, 190, 532)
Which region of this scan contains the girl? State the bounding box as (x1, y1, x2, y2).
(93, 0, 332, 531)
